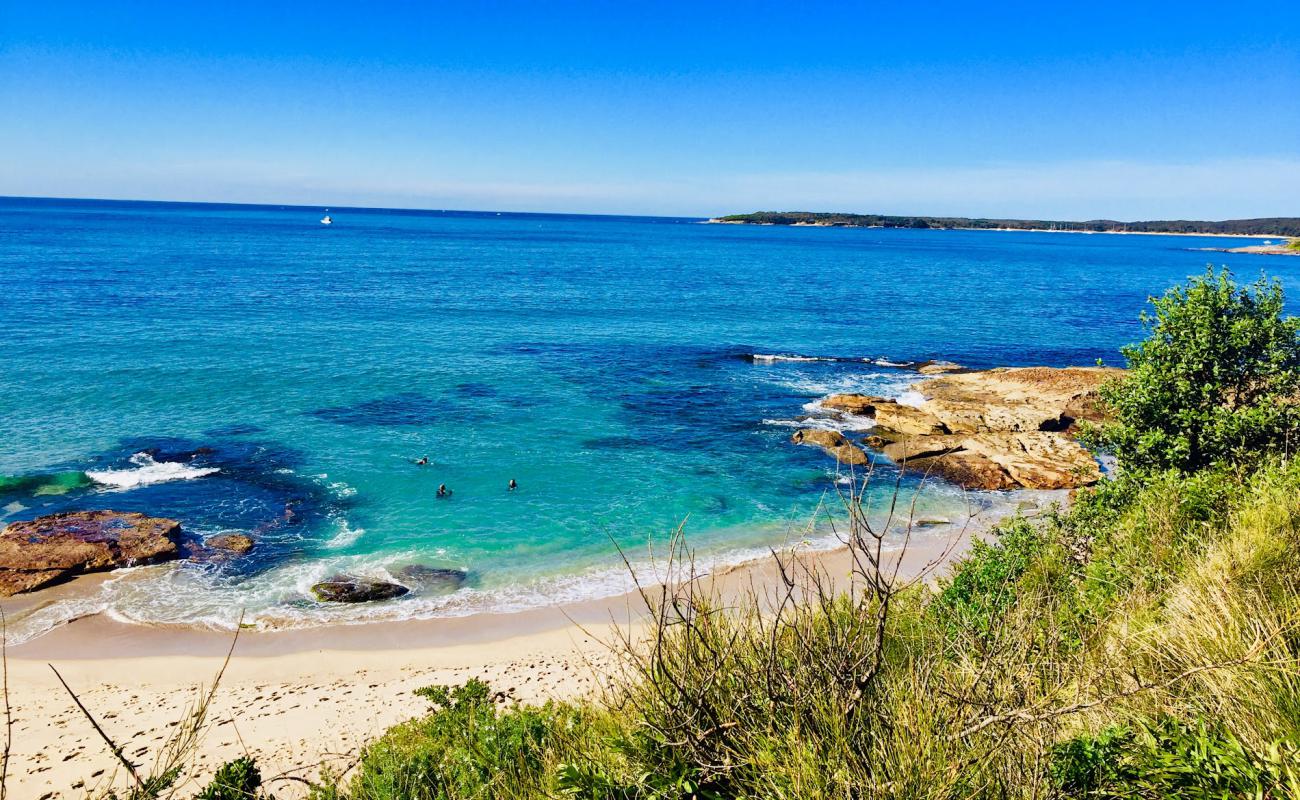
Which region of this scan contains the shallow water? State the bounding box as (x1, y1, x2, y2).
(0, 197, 1284, 642)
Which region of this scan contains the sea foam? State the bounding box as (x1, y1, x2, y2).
(86, 452, 219, 489)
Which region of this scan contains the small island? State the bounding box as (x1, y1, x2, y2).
(711, 211, 1300, 237)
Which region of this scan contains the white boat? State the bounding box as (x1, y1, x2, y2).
(320, 212, 333, 225)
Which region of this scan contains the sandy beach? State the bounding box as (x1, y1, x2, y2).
(2, 505, 1010, 799)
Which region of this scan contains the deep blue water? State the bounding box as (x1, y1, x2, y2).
(0, 197, 1286, 640)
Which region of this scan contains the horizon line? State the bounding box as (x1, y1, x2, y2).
(2, 193, 1296, 226)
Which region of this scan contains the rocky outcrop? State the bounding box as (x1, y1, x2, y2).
(872, 402, 949, 436)
(916, 361, 965, 375)
(206, 534, 254, 554)
(882, 432, 1101, 491)
(791, 429, 870, 466)
(915, 367, 1121, 434)
(311, 576, 410, 603)
(0, 511, 182, 596)
(821, 394, 882, 415)
(799, 366, 1119, 490)
(821, 395, 948, 435)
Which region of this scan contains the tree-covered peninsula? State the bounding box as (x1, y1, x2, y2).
(712, 211, 1300, 237)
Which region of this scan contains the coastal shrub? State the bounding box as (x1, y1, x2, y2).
(195, 756, 262, 800)
(1050, 717, 1300, 799)
(1096, 267, 1300, 473)
(312, 679, 607, 800)
(930, 516, 1054, 639)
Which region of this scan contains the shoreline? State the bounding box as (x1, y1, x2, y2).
(5, 509, 1006, 798)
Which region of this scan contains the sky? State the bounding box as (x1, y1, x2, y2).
(1, 1, 1298, 219)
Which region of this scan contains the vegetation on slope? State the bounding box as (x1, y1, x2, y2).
(713, 211, 1300, 237)
(60, 266, 1300, 798)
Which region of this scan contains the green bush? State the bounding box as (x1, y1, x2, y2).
(195, 757, 262, 800)
(312, 679, 597, 800)
(1051, 717, 1300, 799)
(931, 517, 1053, 638)
(1096, 267, 1300, 473)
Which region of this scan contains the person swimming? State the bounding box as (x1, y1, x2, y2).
(415, 456, 429, 466)
(437, 483, 452, 498)
(508, 479, 517, 491)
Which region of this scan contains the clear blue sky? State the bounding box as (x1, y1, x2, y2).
(2, 1, 1297, 218)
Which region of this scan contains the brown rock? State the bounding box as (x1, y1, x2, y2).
(821, 393, 885, 415)
(916, 361, 965, 375)
(915, 366, 1122, 433)
(872, 402, 949, 436)
(0, 511, 182, 597)
(791, 429, 870, 466)
(206, 534, 254, 554)
(883, 432, 1100, 490)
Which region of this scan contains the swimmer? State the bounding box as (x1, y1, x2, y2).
(416, 456, 429, 466)
(437, 483, 452, 498)
(508, 478, 517, 491)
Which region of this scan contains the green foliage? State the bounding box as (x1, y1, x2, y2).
(1051, 717, 1300, 799)
(931, 517, 1052, 638)
(195, 756, 262, 800)
(1098, 267, 1300, 472)
(312, 679, 597, 800)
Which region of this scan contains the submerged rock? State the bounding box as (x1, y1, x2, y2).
(394, 564, 468, 593)
(0, 511, 182, 596)
(206, 534, 255, 554)
(312, 576, 410, 603)
(791, 429, 870, 466)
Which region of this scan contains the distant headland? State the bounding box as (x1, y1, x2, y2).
(710, 211, 1300, 237)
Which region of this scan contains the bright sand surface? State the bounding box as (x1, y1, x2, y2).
(3, 505, 1007, 799)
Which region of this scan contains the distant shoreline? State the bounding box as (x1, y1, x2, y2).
(708, 220, 1277, 239)
(709, 211, 1300, 238)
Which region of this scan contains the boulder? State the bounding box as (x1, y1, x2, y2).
(871, 401, 949, 436)
(206, 534, 254, 554)
(820, 394, 885, 415)
(394, 564, 468, 593)
(791, 429, 870, 466)
(0, 511, 182, 596)
(883, 432, 1101, 490)
(312, 576, 410, 603)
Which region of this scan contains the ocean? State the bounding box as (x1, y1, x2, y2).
(0, 197, 1284, 643)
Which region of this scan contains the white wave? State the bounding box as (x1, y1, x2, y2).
(750, 353, 834, 363)
(326, 518, 365, 548)
(873, 358, 914, 367)
(86, 452, 219, 489)
(895, 389, 927, 408)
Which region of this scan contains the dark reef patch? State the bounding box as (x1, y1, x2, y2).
(453, 382, 498, 399)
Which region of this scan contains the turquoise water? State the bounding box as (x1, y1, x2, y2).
(0, 197, 1284, 640)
